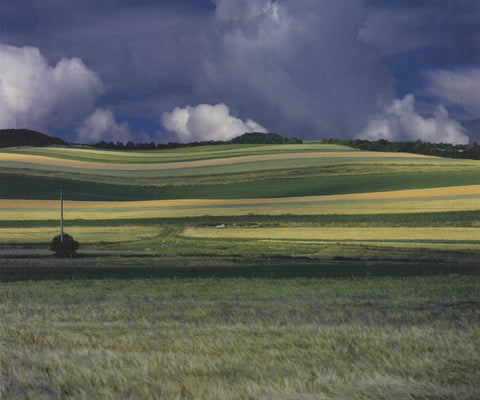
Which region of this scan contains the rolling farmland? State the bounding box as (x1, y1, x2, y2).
(1, 143, 479, 257)
(1, 142, 479, 399)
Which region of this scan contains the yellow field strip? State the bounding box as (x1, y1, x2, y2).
(1, 185, 478, 210)
(0, 197, 478, 220)
(0, 151, 435, 171)
(0, 226, 160, 244)
(182, 227, 480, 242)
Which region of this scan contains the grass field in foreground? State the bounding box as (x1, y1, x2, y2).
(1, 276, 479, 399)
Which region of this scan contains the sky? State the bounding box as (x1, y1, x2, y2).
(0, 0, 479, 145)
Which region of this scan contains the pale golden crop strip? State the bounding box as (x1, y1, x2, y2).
(1, 185, 478, 220)
(0, 197, 479, 221)
(1, 184, 478, 209)
(182, 227, 480, 242)
(0, 226, 160, 244)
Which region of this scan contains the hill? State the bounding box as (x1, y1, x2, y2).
(0, 129, 68, 148)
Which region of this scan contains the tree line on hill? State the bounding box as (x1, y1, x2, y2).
(2, 128, 479, 160)
(322, 138, 480, 160)
(93, 132, 303, 150)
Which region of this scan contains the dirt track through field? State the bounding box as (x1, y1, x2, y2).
(0, 151, 435, 171)
(1, 185, 478, 209)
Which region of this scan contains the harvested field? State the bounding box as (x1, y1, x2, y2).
(0, 226, 160, 244)
(183, 226, 480, 242)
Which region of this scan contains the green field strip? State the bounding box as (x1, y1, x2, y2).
(2, 159, 478, 187)
(1, 210, 478, 228)
(1, 169, 479, 201)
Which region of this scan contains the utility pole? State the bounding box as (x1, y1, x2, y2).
(59, 187, 64, 243)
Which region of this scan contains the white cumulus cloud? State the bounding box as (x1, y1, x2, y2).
(424, 67, 480, 119)
(359, 94, 469, 145)
(161, 103, 267, 142)
(75, 108, 132, 144)
(0, 43, 104, 132)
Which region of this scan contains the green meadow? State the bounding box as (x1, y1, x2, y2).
(1, 142, 479, 399)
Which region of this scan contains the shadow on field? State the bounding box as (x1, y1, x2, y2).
(1, 256, 478, 282)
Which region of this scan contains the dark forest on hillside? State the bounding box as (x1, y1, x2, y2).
(323, 138, 480, 160)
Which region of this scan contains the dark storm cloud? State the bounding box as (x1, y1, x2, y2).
(200, 0, 395, 139)
(0, 0, 478, 143)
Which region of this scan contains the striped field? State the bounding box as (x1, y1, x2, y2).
(1, 143, 479, 256)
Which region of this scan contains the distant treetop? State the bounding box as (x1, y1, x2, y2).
(322, 138, 479, 160)
(94, 132, 303, 150)
(232, 132, 302, 144)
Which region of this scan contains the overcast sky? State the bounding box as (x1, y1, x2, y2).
(0, 0, 479, 144)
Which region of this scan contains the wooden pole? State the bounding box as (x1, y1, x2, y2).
(60, 187, 64, 243)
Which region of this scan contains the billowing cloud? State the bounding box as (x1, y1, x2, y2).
(1, 1, 477, 144)
(0, 43, 104, 132)
(76, 108, 132, 144)
(424, 68, 480, 119)
(359, 94, 469, 145)
(200, 0, 394, 139)
(161, 103, 267, 142)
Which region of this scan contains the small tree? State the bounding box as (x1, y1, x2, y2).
(50, 233, 79, 258)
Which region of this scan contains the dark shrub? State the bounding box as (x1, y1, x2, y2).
(50, 233, 79, 258)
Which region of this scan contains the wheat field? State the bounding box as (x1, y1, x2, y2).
(183, 226, 480, 242)
(1, 185, 478, 221)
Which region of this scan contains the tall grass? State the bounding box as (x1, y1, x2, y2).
(1, 276, 479, 399)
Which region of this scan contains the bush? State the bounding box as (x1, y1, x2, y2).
(50, 233, 80, 258)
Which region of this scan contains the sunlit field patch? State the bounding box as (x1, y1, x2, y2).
(1, 185, 478, 220)
(183, 226, 480, 243)
(0, 226, 160, 244)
